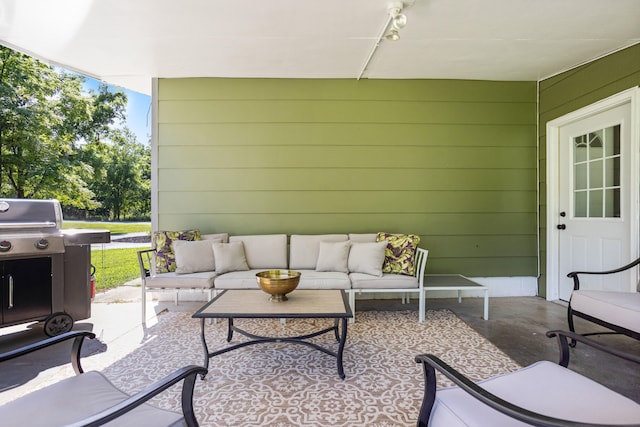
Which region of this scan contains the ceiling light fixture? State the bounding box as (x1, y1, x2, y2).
(385, 2, 407, 41)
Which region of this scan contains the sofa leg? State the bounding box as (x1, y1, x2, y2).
(348, 291, 356, 323)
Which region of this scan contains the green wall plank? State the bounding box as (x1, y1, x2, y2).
(157, 78, 538, 277)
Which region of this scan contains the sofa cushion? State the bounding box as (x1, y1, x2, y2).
(429, 360, 640, 426)
(173, 239, 220, 274)
(153, 229, 201, 273)
(212, 241, 250, 274)
(349, 272, 419, 289)
(289, 234, 349, 269)
(214, 270, 264, 289)
(348, 233, 377, 243)
(0, 371, 185, 427)
(376, 232, 421, 276)
(570, 290, 640, 334)
(296, 270, 351, 290)
(316, 240, 350, 273)
(348, 241, 387, 277)
(202, 232, 229, 242)
(147, 271, 216, 289)
(229, 234, 288, 269)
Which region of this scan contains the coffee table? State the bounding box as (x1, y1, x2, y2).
(192, 289, 353, 379)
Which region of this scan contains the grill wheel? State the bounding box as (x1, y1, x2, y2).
(43, 312, 73, 337)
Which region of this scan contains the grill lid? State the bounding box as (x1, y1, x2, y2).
(0, 199, 63, 231)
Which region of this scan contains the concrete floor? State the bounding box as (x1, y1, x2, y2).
(358, 296, 640, 403)
(1, 289, 639, 409)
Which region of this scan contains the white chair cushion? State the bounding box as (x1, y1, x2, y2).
(214, 270, 264, 289)
(295, 270, 351, 290)
(348, 233, 377, 243)
(571, 290, 640, 334)
(316, 240, 350, 273)
(349, 272, 418, 289)
(147, 271, 216, 289)
(289, 234, 348, 269)
(348, 241, 387, 277)
(172, 239, 220, 273)
(212, 241, 250, 274)
(429, 361, 640, 426)
(0, 371, 184, 427)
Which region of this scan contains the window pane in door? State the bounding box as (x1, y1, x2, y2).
(575, 191, 587, 217)
(589, 190, 603, 217)
(575, 163, 587, 190)
(604, 188, 621, 218)
(589, 159, 603, 188)
(574, 135, 588, 162)
(588, 130, 603, 159)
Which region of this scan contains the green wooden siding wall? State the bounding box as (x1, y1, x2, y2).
(157, 78, 537, 277)
(538, 43, 640, 296)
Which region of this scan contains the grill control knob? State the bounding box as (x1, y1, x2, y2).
(35, 239, 49, 250)
(0, 240, 11, 252)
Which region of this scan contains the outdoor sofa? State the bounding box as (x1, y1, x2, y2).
(139, 232, 428, 325)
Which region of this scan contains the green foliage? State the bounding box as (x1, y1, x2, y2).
(91, 247, 147, 290)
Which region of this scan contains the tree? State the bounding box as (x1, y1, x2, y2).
(0, 46, 127, 208)
(88, 129, 150, 220)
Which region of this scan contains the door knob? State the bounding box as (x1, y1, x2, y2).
(557, 224, 566, 230)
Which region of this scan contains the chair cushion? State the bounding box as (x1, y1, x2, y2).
(214, 270, 264, 289)
(349, 272, 419, 289)
(147, 271, 216, 289)
(172, 239, 220, 274)
(348, 241, 387, 277)
(229, 234, 288, 269)
(0, 371, 185, 427)
(212, 241, 250, 274)
(570, 290, 640, 334)
(376, 232, 421, 276)
(295, 270, 351, 290)
(153, 229, 201, 273)
(316, 240, 350, 273)
(429, 361, 640, 426)
(289, 234, 348, 269)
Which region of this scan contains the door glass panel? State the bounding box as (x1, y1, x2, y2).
(589, 190, 603, 217)
(573, 124, 621, 218)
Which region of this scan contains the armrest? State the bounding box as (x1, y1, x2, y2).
(415, 330, 640, 427)
(415, 247, 429, 287)
(0, 330, 96, 374)
(546, 329, 640, 367)
(65, 365, 208, 427)
(567, 256, 640, 290)
(137, 248, 156, 278)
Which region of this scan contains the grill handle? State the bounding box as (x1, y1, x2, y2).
(7, 274, 13, 309)
(0, 221, 58, 229)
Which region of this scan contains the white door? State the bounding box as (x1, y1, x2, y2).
(557, 102, 633, 301)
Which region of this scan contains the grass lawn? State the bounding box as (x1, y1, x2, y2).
(67, 221, 151, 291)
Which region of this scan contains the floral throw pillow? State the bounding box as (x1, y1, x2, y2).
(153, 229, 201, 273)
(376, 232, 421, 276)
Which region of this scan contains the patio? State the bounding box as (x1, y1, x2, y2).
(0, 288, 638, 425)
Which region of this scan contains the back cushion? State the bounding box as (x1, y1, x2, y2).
(348, 233, 377, 243)
(229, 234, 287, 269)
(289, 234, 348, 269)
(202, 232, 229, 243)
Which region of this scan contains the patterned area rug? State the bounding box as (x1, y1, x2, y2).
(102, 309, 520, 427)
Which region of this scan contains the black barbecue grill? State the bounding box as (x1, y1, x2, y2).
(0, 199, 110, 336)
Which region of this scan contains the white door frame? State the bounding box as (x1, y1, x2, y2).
(546, 87, 640, 300)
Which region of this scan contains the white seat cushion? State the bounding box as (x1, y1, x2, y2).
(0, 371, 185, 427)
(571, 290, 640, 334)
(214, 270, 264, 289)
(147, 271, 216, 289)
(295, 270, 351, 290)
(430, 361, 640, 426)
(349, 272, 418, 290)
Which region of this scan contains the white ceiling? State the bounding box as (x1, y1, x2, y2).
(0, 0, 639, 95)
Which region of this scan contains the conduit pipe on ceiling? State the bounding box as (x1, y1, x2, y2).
(357, 13, 394, 80)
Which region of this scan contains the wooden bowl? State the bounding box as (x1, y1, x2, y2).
(256, 270, 301, 302)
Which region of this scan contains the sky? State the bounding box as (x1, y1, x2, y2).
(81, 77, 152, 145)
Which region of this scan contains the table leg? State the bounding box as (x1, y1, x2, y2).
(337, 318, 348, 379)
(227, 318, 234, 342)
(483, 289, 489, 320)
(199, 318, 209, 378)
